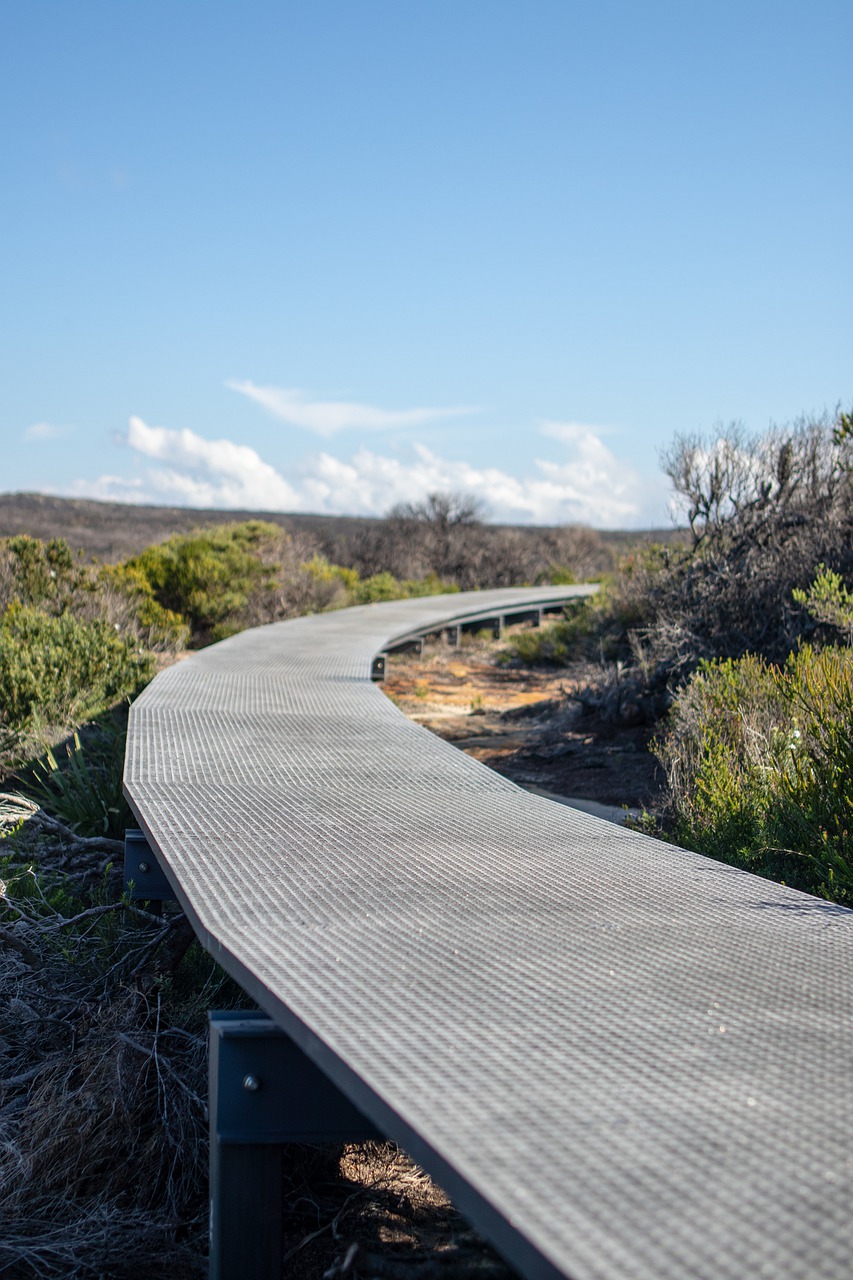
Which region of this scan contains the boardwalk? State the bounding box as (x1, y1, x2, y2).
(124, 588, 853, 1280)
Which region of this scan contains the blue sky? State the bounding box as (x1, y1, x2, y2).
(4, 1, 851, 527)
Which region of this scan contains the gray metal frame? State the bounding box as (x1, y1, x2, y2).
(123, 828, 175, 906)
(124, 587, 853, 1280)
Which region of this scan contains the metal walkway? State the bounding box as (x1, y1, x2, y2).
(124, 587, 853, 1280)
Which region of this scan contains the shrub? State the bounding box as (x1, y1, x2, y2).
(300, 555, 359, 610)
(500, 618, 579, 667)
(25, 714, 131, 838)
(355, 570, 458, 604)
(97, 563, 190, 651)
(499, 571, 663, 675)
(773, 645, 853, 900)
(0, 604, 154, 751)
(126, 521, 283, 645)
(0, 536, 90, 615)
(656, 646, 853, 903)
(302, 559, 459, 607)
(543, 565, 577, 586)
(792, 564, 853, 646)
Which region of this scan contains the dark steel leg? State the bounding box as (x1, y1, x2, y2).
(209, 1142, 283, 1280)
(208, 1011, 382, 1280)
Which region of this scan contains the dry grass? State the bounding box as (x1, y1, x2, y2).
(0, 795, 212, 1279)
(0, 796, 517, 1279)
(280, 1143, 514, 1279)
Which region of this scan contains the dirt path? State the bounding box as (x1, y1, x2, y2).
(382, 633, 662, 821)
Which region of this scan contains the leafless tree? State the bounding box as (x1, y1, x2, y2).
(640, 409, 853, 672)
(319, 492, 612, 588)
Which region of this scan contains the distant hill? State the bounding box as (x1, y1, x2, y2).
(0, 492, 684, 564)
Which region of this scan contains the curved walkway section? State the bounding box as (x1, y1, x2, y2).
(124, 587, 853, 1280)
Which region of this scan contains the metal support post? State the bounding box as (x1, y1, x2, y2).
(123, 829, 175, 909)
(209, 1011, 382, 1280)
(444, 625, 460, 647)
(491, 617, 503, 640)
(371, 654, 386, 681)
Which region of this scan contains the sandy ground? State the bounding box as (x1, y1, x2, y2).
(382, 631, 662, 823)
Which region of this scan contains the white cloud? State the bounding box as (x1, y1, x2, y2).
(25, 422, 68, 441)
(124, 415, 303, 508)
(69, 416, 670, 528)
(226, 380, 479, 436)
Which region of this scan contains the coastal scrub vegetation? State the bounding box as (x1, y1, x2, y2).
(0, 501, 605, 1276)
(502, 406, 853, 906)
(0, 508, 614, 773)
(3, 407, 853, 1273)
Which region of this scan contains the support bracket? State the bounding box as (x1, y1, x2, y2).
(123, 829, 175, 904)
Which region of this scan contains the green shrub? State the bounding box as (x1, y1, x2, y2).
(792, 564, 853, 645)
(0, 535, 90, 615)
(773, 645, 853, 899)
(303, 559, 459, 607)
(351, 570, 402, 603)
(499, 601, 598, 667)
(542, 565, 577, 586)
(351, 569, 458, 605)
(98, 562, 190, 651)
(656, 646, 853, 902)
(501, 619, 576, 666)
(24, 714, 131, 838)
(0, 604, 154, 748)
(301, 554, 359, 595)
(509, 551, 678, 673)
(127, 521, 282, 644)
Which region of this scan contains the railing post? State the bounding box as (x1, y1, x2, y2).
(208, 1011, 381, 1280)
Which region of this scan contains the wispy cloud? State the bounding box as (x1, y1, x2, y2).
(226, 380, 480, 436)
(69, 416, 669, 528)
(24, 422, 69, 441)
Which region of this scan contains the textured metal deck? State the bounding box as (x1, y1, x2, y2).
(124, 587, 853, 1280)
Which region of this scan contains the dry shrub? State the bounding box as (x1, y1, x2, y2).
(0, 797, 515, 1280)
(650, 412, 853, 670)
(561, 412, 853, 729)
(319, 494, 612, 589)
(0, 797, 222, 1279)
